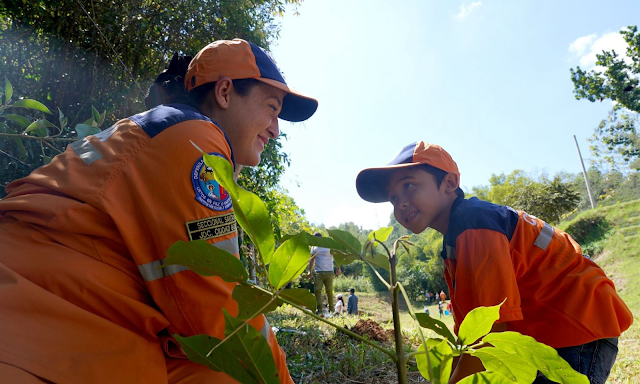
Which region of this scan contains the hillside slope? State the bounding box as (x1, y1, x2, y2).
(559, 199, 640, 382)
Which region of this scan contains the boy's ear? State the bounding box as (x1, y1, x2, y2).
(443, 172, 460, 193)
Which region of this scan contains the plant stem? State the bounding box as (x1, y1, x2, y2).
(389, 248, 408, 384)
(0, 132, 75, 142)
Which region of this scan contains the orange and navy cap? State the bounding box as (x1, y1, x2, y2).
(185, 39, 318, 122)
(356, 141, 460, 203)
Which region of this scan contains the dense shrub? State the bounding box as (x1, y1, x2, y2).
(563, 213, 611, 245)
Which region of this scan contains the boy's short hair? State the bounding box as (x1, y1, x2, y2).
(349, 288, 355, 293)
(356, 141, 461, 203)
(419, 164, 465, 198)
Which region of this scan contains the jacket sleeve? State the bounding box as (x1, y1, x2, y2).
(454, 229, 524, 325)
(101, 119, 292, 383)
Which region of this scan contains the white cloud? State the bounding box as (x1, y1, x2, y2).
(568, 30, 630, 71)
(323, 201, 393, 231)
(454, 1, 482, 20)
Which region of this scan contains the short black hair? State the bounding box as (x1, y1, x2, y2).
(314, 232, 322, 237)
(349, 288, 355, 293)
(418, 164, 465, 198)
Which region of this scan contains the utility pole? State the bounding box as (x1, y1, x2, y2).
(573, 135, 595, 209)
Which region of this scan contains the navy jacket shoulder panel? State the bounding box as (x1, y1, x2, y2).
(444, 197, 519, 249)
(129, 104, 214, 138)
(128, 104, 235, 168)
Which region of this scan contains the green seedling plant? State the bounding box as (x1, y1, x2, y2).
(162, 150, 589, 384)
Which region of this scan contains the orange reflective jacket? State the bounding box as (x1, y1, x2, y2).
(0, 104, 293, 383)
(442, 197, 632, 349)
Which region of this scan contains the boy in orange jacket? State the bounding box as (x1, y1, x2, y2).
(356, 141, 632, 383)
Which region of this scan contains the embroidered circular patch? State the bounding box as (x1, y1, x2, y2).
(191, 153, 232, 211)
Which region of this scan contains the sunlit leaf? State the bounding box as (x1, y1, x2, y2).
(202, 152, 275, 264)
(327, 229, 362, 254)
(222, 309, 280, 384)
(457, 371, 514, 384)
(268, 232, 310, 290)
(471, 347, 537, 383)
(76, 123, 101, 139)
(3, 114, 31, 128)
(364, 226, 394, 253)
(415, 313, 456, 343)
(331, 250, 360, 267)
(98, 110, 106, 126)
(92, 106, 100, 123)
(163, 240, 248, 283)
(12, 99, 52, 114)
(416, 338, 453, 383)
(483, 332, 589, 384)
(457, 299, 503, 346)
(4, 77, 13, 103)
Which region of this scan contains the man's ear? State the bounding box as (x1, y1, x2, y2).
(443, 172, 460, 193)
(213, 76, 234, 110)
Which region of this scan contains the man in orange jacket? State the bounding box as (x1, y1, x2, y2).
(0, 39, 317, 383)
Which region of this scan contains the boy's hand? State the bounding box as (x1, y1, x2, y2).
(336, 267, 342, 276)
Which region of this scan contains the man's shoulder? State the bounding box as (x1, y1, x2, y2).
(447, 197, 519, 243)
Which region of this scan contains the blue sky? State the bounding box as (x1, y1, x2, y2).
(268, 0, 639, 230)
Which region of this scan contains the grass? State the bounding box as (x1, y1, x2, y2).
(268, 199, 640, 383)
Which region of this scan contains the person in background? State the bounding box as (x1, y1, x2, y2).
(347, 288, 359, 315)
(439, 290, 447, 302)
(334, 293, 345, 315)
(0, 39, 318, 384)
(308, 232, 341, 315)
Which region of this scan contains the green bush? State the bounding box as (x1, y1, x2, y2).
(333, 275, 374, 293)
(564, 213, 611, 245)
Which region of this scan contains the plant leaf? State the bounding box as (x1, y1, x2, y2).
(268, 232, 310, 290)
(364, 226, 394, 253)
(24, 119, 56, 137)
(163, 240, 248, 283)
(233, 284, 282, 320)
(471, 347, 537, 383)
(4, 77, 13, 104)
(331, 250, 361, 267)
(363, 251, 390, 271)
(233, 286, 316, 320)
(483, 331, 589, 384)
(202, 152, 275, 265)
(11, 137, 27, 159)
(12, 99, 53, 114)
(3, 114, 31, 128)
(457, 371, 515, 384)
(327, 229, 362, 254)
(416, 338, 453, 383)
(98, 110, 106, 126)
(457, 299, 503, 346)
(222, 309, 281, 384)
(174, 334, 259, 384)
(76, 123, 101, 139)
(279, 288, 316, 311)
(415, 313, 456, 343)
(92, 106, 100, 123)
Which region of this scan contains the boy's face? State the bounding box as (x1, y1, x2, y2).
(386, 167, 454, 234)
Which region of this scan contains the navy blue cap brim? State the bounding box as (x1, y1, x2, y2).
(355, 162, 423, 203)
(279, 92, 318, 122)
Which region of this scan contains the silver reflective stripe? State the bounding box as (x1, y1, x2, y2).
(70, 139, 103, 165)
(214, 236, 239, 255)
(446, 245, 456, 260)
(138, 259, 189, 282)
(261, 318, 271, 342)
(534, 222, 554, 250)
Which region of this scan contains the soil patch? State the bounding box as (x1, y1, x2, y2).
(350, 319, 390, 343)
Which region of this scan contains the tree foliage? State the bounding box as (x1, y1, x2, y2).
(570, 25, 640, 172)
(570, 25, 640, 113)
